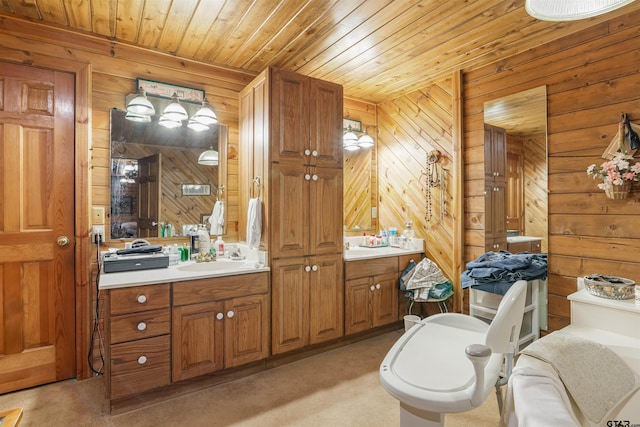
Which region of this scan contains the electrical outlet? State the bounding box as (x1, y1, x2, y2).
(92, 225, 105, 244)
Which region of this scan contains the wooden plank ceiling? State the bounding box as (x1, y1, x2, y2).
(1, 0, 638, 103)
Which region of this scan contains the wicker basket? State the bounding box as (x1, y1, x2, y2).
(604, 181, 632, 199)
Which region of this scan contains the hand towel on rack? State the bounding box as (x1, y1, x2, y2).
(246, 198, 262, 248)
(208, 200, 225, 235)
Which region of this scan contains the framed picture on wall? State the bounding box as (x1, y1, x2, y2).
(181, 184, 211, 196)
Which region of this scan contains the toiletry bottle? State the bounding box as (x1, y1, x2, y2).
(215, 236, 225, 257)
(197, 225, 210, 256)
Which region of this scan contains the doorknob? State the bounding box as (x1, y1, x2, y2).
(57, 236, 70, 247)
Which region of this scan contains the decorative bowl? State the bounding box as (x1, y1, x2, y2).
(584, 274, 635, 300)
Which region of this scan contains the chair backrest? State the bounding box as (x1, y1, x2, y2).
(485, 280, 527, 354)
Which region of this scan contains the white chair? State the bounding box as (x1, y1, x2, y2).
(380, 280, 527, 427)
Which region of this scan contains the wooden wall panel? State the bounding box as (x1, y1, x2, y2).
(376, 76, 456, 284)
(462, 10, 640, 330)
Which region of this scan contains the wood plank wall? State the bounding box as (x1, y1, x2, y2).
(376, 76, 456, 285)
(463, 10, 640, 331)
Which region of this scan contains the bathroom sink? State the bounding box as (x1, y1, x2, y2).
(177, 261, 258, 272)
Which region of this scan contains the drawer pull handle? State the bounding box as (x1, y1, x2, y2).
(137, 322, 147, 331)
(137, 295, 147, 304)
(311, 264, 318, 271)
(216, 312, 224, 320)
(304, 149, 311, 156)
(312, 150, 318, 157)
(227, 310, 234, 318)
(305, 265, 311, 272)
(376, 284, 381, 289)
(370, 285, 375, 291)
(137, 356, 147, 365)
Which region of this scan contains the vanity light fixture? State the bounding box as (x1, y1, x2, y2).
(343, 125, 360, 151)
(124, 111, 152, 123)
(126, 88, 155, 116)
(161, 93, 189, 122)
(357, 129, 374, 148)
(198, 147, 219, 166)
(158, 115, 182, 129)
(192, 99, 218, 125)
(525, 0, 635, 21)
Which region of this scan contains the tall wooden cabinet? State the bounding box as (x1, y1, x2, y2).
(239, 67, 344, 355)
(484, 123, 507, 251)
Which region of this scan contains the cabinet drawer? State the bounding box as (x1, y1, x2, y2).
(110, 335, 171, 399)
(345, 257, 397, 280)
(110, 308, 171, 344)
(173, 272, 269, 306)
(109, 284, 170, 315)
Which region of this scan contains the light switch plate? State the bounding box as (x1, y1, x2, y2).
(372, 207, 377, 218)
(91, 207, 105, 224)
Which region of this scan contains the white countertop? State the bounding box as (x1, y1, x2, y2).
(343, 237, 424, 261)
(506, 235, 543, 243)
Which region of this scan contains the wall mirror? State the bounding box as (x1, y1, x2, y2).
(109, 108, 227, 240)
(483, 85, 548, 252)
(343, 148, 373, 232)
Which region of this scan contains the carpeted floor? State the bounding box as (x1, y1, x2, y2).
(0, 329, 500, 426)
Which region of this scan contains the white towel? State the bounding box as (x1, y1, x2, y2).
(246, 198, 262, 248)
(208, 200, 224, 235)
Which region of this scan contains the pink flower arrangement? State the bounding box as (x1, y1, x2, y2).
(587, 152, 640, 190)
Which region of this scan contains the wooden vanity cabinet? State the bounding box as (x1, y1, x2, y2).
(344, 257, 399, 335)
(271, 254, 344, 354)
(105, 283, 171, 400)
(171, 272, 270, 382)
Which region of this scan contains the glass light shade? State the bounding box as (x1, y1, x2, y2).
(525, 0, 635, 21)
(357, 132, 374, 148)
(343, 131, 358, 145)
(126, 88, 155, 116)
(187, 118, 209, 132)
(158, 116, 183, 129)
(193, 99, 218, 125)
(344, 140, 360, 152)
(125, 111, 152, 122)
(198, 149, 219, 166)
(161, 93, 189, 122)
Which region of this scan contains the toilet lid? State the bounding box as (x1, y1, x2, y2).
(390, 322, 487, 392)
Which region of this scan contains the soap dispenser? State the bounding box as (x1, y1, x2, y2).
(197, 225, 211, 256)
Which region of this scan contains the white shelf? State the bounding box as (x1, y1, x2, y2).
(469, 279, 546, 350)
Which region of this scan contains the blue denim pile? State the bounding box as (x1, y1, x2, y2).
(460, 251, 548, 295)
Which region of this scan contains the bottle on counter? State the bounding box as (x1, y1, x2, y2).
(197, 225, 211, 256)
(215, 236, 225, 257)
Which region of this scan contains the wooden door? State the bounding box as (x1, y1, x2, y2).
(309, 166, 343, 255)
(224, 294, 269, 368)
(0, 62, 76, 393)
(344, 277, 373, 335)
(309, 254, 343, 345)
(270, 163, 308, 259)
(372, 273, 399, 327)
(172, 301, 224, 381)
(484, 123, 506, 182)
(271, 257, 309, 355)
(270, 68, 309, 165)
(137, 153, 161, 237)
(309, 78, 343, 168)
(506, 152, 523, 233)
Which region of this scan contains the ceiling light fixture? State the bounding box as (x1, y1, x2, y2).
(525, 0, 635, 21)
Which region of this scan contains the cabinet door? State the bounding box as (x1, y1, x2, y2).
(372, 273, 399, 327)
(485, 182, 506, 241)
(309, 77, 343, 168)
(224, 294, 270, 368)
(270, 68, 309, 165)
(309, 254, 344, 345)
(271, 163, 309, 259)
(172, 301, 224, 381)
(271, 257, 310, 354)
(484, 123, 506, 183)
(309, 166, 343, 255)
(345, 277, 373, 335)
